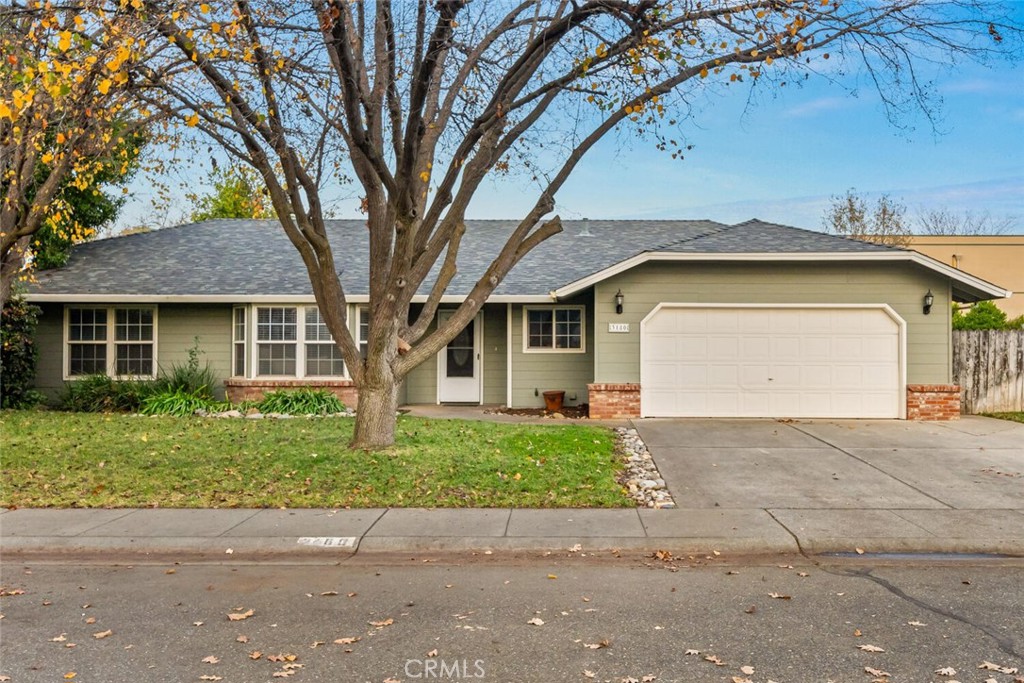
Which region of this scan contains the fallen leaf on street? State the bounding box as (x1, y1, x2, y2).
(768, 593, 791, 600)
(227, 609, 254, 621)
(271, 671, 294, 678)
(583, 671, 595, 679)
(199, 677, 222, 681)
(333, 637, 361, 645)
(369, 618, 394, 628)
(201, 656, 220, 664)
(865, 666, 891, 678)
(858, 644, 885, 653)
(684, 649, 700, 656)
(908, 621, 927, 627)
(248, 651, 262, 660)
(85, 617, 96, 624)
(548, 574, 558, 580)
(527, 618, 545, 626)
(427, 649, 438, 657)
(583, 639, 610, 649)
(936, 667, 957, 676)
(321, 591, 338, 596)
(51, 633, 68, 642)
(267, 654, 297, 663)
(855, 547, 865, 554)
(92, 630, 113, 639)
(741, 666, 755, 675)
(236, 635, 248, 643)
(704, 655, 726, 666)
(731, 678, 752, 683)
(64, 675, 75, 680)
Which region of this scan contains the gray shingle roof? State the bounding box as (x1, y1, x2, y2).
(30, 218, 897, 298)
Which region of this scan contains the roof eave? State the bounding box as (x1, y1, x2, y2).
(552, 251, 1012, 301)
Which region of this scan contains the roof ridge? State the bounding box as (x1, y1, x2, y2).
(737, 217, 908, 251)
(647, 221, 733, 251)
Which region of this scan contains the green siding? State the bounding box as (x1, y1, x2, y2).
(593, 261, 952, 385)
(509, 291, 595, 409)
(32, 303, 65, 399)
(403, 307, 438, 404)
(157, 304, 233, 398)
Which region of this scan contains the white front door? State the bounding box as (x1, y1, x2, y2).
(437, 311, 482, 403)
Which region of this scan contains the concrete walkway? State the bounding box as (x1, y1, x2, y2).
(2, 415, 1021, 560)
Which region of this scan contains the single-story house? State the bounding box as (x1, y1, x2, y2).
(906, 234, 1024, 317)
(26, 218, 1011, 420)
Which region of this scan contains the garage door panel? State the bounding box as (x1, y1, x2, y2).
(641, 306, 901, 418)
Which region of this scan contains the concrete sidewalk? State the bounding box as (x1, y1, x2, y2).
(2, 504, 1022, 560)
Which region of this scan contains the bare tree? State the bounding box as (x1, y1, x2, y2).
(916, 208, 1015, 235)
(123, 0, 1020, 447)
(823, 189, 911, 247)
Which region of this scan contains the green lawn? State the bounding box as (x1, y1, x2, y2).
(0, 411, 629, 508)
(983, 412, 1024, 424)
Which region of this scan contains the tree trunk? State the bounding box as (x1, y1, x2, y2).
(351, 377, 400, 449)
(0, 237, 30, 306)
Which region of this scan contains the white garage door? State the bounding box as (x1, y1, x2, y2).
(640, 305, 903, 418)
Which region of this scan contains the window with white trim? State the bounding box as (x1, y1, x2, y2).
(358, 306, 370, 359)
(66, 306, 156, 378)
(524, 306, 584, 352)
(232, 307, 246, 377)
(253, 305, 345, 378)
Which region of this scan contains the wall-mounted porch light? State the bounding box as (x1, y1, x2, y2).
(615, 289, 624, 315)
(923, 289, 934, 315)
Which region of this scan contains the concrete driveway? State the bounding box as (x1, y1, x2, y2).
(633, 415, 1024, 553)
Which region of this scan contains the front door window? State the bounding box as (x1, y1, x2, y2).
(446, 319, 475, 378)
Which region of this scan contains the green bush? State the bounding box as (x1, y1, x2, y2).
(256, 388, 345, 415)
(1, 297, 43, 408)
(155, 337, 218, 399)
(953, 301, 1024, 331)
(141, 389, 219, 417)
(59, 375, 159, 413)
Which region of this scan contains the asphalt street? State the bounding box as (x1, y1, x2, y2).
(1, 554, 1021, 683)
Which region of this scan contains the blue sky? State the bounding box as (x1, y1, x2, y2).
(119, 26, 1024, 235)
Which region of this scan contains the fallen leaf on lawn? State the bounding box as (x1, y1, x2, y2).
(583, 671, 595, 679)
(908, 620, 927, 627)
(199, 677, 222, 682)
(768, 593, 791, 600)
(92, 629, 113, 639)
(741, 666, 755, 675)
(320, 591, 338, 596)
(334, 637, 360, 645)
(201, 655, 220, 664)
(684, 649, 700, 656)
(236, 635, 248, 643)
(704, 654, 726, 666)
(248, 651, 262, 660)
(51, 633, 68, 642)
(936, 667, 957, 676)
(858, 644, 885, 653)
(865, 667, 891, 678)
(583, 639, 611, 649)
(227, 609, 254, 621)
(527, 618, 545, 626)
(369, 618, 394, 628)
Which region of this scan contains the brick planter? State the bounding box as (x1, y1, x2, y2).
(906, 384, 960, 421)
(587, 383, 641, 419)
(223, 378, 359, 408)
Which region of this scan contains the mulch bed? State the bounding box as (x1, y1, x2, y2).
(489, 404, 590, 419)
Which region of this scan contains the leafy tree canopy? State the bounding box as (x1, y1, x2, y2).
(953, 301, 1024, 330)
(188, 164, 276, 222)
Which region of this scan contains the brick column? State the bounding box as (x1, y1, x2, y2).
(906, 384, 960, 421)
(587, 383, 641, 419)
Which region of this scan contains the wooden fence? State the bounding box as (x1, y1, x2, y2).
(953, 330, 1024, 414)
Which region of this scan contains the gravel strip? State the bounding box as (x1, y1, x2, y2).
(616, 427, 676, 509)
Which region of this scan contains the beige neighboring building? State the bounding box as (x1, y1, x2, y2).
(908, 235, 1024, 317)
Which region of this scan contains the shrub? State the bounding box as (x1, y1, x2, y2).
(155, 337, 218, 399)
(1, 297, 43, 408)
(59, 375, 158, 413)
(256, 388, 345, 415)
(952, 301, 1023, 331)
(141, 389, 219, 417)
